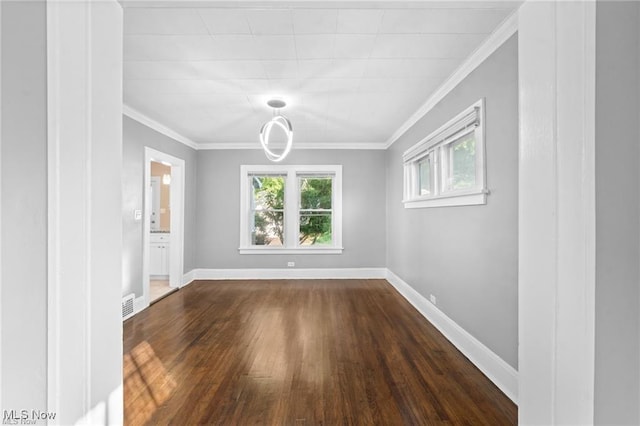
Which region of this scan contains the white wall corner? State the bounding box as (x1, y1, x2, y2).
(192, 268, 387, 281)
(385, 269, 518, 404)
(182, 269, 196, 287)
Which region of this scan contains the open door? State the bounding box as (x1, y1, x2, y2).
(142, 148, 185, 307)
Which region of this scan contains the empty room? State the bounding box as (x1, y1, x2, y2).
(1, 1, 639, 425)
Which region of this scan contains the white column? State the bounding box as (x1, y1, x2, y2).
(518, 1, 596, 424)
(47, 0, 123, 424)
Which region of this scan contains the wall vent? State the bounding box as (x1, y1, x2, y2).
(122, 293, 135, 321)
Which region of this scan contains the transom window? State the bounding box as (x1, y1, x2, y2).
(403, 99, 487, 208)
(240, 165, 343, 254)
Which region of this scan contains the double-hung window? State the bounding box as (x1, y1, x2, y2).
(403, 99, 486, 208)
(240, 165, 342, 254)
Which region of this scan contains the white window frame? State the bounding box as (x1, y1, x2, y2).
(239, 165, 343, 254)
(403, 99, 487, 208)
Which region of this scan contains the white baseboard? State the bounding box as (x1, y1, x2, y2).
(133, 296, 147, 316)
(182, 270, 196, 287)
(190, 267, 387, 281)
(385, 269, 518, 404)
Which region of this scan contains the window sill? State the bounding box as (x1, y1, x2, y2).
(239, 247, 344, 255)
(403, 190, 487, 209)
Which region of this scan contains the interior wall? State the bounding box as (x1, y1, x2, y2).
(0, 0, 48, 411)
(385, 35, 518, 368)
(594, 1, 640, 423)
(195, 149, 386, 269)
(122, 116, 197, 298)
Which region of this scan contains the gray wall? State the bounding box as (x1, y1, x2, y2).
(385, 35, 519, 368)
(122, 116, 197, 298)
(196, 149, 386, 269)
(594, 2, 640, 424)
(0, 0, 48, 411)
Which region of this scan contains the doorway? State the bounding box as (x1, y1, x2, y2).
(149, 162, 172, 302)
(142, 147, 185, 307)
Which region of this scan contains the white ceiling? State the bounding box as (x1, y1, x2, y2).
(123, 2, 519, 148)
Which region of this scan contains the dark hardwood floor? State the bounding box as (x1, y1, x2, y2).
(124, 280, 516, 425)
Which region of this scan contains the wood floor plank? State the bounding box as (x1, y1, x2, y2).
(124, 279, 517, 425)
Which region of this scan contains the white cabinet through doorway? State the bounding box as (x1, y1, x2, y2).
(150, 233, 170, 276)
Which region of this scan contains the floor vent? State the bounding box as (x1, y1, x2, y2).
(122, 293, 135, 320)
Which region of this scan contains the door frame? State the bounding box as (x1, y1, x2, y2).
(149, 176, 161, 231)
(518, 1, 596, 424)
(143, 147, 185, 306)
(46, 0, 123, 422)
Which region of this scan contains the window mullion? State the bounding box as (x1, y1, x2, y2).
(284, 171, 298, 249)
(435, 148, 441, 196)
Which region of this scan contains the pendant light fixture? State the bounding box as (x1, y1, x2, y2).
(259, 99, 293, 162)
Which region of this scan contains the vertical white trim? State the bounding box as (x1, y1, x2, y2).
(284, 170, 296, 246)
(150, 176, 160, 230)
(239, 165, 249, 248)
(47, 1, 123, 423)
(84, 1, 94, 415)
(554, 2, 596, 423)
(143, 147, 186, 308)
(332, 166, 343, 249)
(518, 1, 596, 424)
(0, 0, 3, 411)
(143, 155, 151, 305)
(47, 0, 92, 419)
(46, 2, 60, 417)
(518, 5, 558, 422)
(169, 160, 185, 289)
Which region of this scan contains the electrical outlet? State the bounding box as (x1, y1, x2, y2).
(430, 294, 437, 305)
(287, 262, 295, 267)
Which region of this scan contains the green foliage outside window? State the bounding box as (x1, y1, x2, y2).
(299, 178, 332, 245)
(451, 136, 476, 189)
(252, 176, 285, 245)
(251, 176, 333, 246)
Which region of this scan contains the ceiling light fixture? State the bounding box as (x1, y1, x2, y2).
(259, 99, 293, 162)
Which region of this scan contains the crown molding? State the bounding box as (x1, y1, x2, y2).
(384, 10, 519, 149)
(123, 9, 518, 154)
(123, 105, 386, 151)
(121, 1, 522, 9)
(123, 104, 199, 150)
(197, 141, 387, 150)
